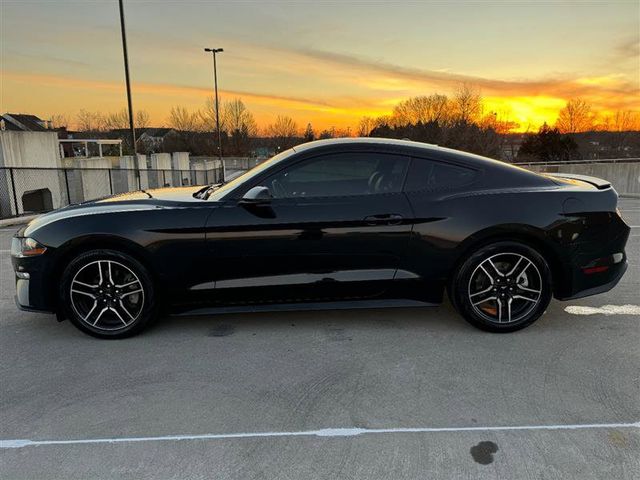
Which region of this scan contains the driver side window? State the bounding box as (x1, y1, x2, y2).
(264, 153, 409, 199)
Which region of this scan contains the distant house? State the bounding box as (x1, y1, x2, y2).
(0, 113, 51, 132)
(138, 128, 178, 152)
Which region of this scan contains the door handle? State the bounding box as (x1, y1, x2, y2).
(364, 214, 404, 226)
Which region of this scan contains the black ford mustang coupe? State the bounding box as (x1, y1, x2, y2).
(12, 138, 629, 338)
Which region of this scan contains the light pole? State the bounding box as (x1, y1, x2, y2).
(204, 47, 224, 171)
(118, 0, 139, 182)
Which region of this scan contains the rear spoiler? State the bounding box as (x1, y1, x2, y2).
(548, 173, 611, 190)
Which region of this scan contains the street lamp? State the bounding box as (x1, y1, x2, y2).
(204, 48, 224, 168)
(118, 0, 139, 183)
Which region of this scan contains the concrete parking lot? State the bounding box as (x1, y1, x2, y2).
(1, 198, 639, 479)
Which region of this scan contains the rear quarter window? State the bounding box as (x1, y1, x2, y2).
(404, 158, 478, 192)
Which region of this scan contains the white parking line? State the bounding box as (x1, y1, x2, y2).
(565, 305, 640, 316)
(2, 421, 638, 449)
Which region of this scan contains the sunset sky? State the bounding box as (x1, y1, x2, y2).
(1, 0, 639, 132)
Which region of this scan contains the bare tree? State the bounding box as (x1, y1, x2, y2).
(223, 98, 257, 137)
(357, 116, 377, 136)
(135, 110, 150, 128)
(392, 94, 450, 126)
(267, 115, 298, 149)
(555, 98, 594, 133)
(103, 109, 130, 130)
(86, 109, 152, 131)
(333, 127, 352, 138)
(601, 110, 640, 132)
(50, 113, 70, 130)
(221, 98, 257, 155)
(480, 110, 519, 135)
(598, 110, 640, 153)
(267, 115, 298, 138)
(76, 109, 106, 132)
(167, 106, 202, 132)
(452, 83, 482, 123)
(200, 96, 226, 133)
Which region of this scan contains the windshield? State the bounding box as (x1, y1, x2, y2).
(207, 148, 297, 201)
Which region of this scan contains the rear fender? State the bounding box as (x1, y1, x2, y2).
(452, 224, 567, 297)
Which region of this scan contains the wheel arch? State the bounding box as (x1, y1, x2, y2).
(449, 224, 566, 298)
(50, 235, 162, 312)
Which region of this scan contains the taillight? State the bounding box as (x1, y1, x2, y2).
(582, 265, 609, 275)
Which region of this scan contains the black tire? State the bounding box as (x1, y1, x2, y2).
(452, 241, 552, 333)
(60, 249, 157, 339)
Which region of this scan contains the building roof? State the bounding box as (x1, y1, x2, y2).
(139, 128, 176, 138)
(0, 113, 49, 132)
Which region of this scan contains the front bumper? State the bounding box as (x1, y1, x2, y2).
(11, 251, 56, 314)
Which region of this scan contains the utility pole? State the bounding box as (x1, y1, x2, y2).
(118, 0, 139, 179)
(204, 47, 224, 179)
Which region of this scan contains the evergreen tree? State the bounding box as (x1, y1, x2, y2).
(518, 123, 579, 162)
(303, 123, 315, 142)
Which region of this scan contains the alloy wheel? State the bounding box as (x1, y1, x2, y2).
(70, 260, 145, 331)
(467, 252, 542, 324)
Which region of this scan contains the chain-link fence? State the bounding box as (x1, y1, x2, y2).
(0, 165, 225, 219)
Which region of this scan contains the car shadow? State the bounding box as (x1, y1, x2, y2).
(149, 302, 471, 338)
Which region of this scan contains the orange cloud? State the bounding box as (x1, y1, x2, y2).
(2, 39, 639, 134)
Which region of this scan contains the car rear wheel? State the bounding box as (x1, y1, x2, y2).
(452, 241, 552, 332)
(60, 249, 157, 339)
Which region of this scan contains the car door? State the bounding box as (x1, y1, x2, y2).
(204, 151, 414, 304)
(399, 156, 481, 302)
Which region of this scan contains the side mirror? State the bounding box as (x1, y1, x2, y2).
(240, 186, 272, 205)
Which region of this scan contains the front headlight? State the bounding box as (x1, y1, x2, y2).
(11, 237, 47, 257)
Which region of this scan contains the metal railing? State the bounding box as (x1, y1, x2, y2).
(0, 165, 224, 220)
(513, 158, 640, 167)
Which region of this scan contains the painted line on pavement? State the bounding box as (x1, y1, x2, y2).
(565, 304, 640, 316)
(2, 422, 638, 449)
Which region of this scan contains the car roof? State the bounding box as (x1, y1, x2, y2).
(292, 137, 435, 153)
(291, 137, 540, 177)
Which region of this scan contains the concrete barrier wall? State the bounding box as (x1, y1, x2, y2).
(0, 131, 65, 216)
(137, 154, 149, 190)
(74, 158, 112, 201)
(0, 131, 61, 168)
(149, 153, 172, 188)
(525, 162, 640, 196)
(172, 152, 190, 186)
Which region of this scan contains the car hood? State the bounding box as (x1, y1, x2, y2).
(20, 185, 212, 237)
(91, 185, 209, 204)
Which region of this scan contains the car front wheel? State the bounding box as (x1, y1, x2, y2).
(60, 249, 157, 339)
(452, 241, 552, 332)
